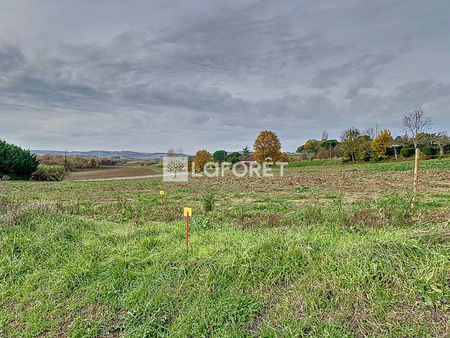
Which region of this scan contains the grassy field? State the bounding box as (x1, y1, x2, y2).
(0, 158, 449, 336)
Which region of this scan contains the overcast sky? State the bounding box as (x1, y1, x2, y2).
(0, 0, 449, 153)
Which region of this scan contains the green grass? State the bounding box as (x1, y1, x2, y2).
(288, 159, 342, 168)
(362, 157, 450, 172)
(0, 165, 449, 336)
(288, 157, 450, 172)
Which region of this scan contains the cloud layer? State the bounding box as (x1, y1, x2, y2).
(0, 0, 449, 153)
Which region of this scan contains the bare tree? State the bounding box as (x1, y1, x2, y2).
(403, 108, 432, 148)
(364, 127, 375, 140)
(435, 132, 449, 156)
(167, 148, 176, 157)
(321, 130, 328, 141)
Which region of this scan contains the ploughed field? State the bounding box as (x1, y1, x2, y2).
(0, 158, 449, 336)
(67, 167, 160, 181)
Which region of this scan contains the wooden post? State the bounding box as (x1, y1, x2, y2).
(411, 148, 420, 208)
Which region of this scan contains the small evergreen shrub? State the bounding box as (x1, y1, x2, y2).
(32, 165, 67, 181)
(202, 190, 216, 213)
(229, 156, 240, 164)
(400, 147, 415, 158)
(421, 146, 438, 156)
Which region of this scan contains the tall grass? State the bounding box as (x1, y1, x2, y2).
(0, 186, 448, 336)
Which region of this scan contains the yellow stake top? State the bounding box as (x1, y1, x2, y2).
(160, 190, 164, 195)
(184, 208, 192, 217)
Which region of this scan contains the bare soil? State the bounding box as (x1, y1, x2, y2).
(67, 167, 159, 181)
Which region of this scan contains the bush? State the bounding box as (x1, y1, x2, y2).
(229, 156, 240, 164)
(32, 165, 67, 181)
(0, 140, 39, 179)
(213, 150, 228, 163)
(400, 147, 415, 158)
(227, 152, 241, 161)
(421, 146, 438, 156)
(202, 190, 216, 213)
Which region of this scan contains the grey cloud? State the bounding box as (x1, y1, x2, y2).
(312, 52, 397, 89)
(345, 77, 375, 99)
(0, 42, 25, 72)
(0, 0, 449, 152)
(121, 84, 251, 115)
(344, 80, 450, 129)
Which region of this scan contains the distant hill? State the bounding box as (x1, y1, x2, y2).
(31, 150, 188, 159)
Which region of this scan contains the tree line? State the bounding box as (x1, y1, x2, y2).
(297, 109, 449, 162)
(1, 108, 448, 180)
(191, 130, 290, 171)
(192, 109, 448, 168)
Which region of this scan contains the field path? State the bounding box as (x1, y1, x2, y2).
(66, 167, 163, 181)
(71, 174, 163, 182)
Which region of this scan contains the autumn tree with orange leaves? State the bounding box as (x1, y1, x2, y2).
(280, 152, 290, 162)
(371, 129, 393, 158)
(193, 150, 212, 172)
(253, 130, 282, 163)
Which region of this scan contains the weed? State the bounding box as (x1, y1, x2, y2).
(202, 189, 216, 213)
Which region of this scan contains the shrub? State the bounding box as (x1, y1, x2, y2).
(227, 152, 241, 161)
(202, 190, 216, 213)
(400, 147, 415, 157)
(421, 146, 438, 156)
(279, 152, 290, 162)
(0, 140, 39, 179)
(229, 156, 240, 164)
(32, 165, 67, 181)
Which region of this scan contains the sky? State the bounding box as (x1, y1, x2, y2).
(0, 0, 449, 154)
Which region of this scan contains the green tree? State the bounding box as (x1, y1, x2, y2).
(213, 150, 228, 163)
(0, 140, 39, 179)
(303, 139, 320, 156)
(320, 139, 338, 149)
(229, 156, 240, 164)
(341, 127, 361, 162)
(241, 146, 251, 160)
(357, 135, 373, 161)
(227, 151, 240, 164)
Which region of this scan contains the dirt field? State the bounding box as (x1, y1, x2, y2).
(67, 167, 159, 181)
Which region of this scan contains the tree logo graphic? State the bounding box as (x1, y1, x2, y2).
(163, 156, 188, 182)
